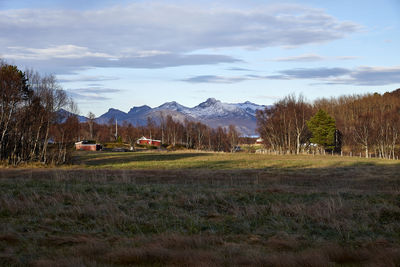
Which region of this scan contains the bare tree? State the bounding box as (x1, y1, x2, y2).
(87, 112, 96, 139)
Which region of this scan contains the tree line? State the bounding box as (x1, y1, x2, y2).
(0, 60, 76, 165)
(80, 115, 241, 153)
(256, 90, 400, 159)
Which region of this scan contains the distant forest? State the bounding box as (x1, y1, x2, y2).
(257, 91, 400, 159)
(1, 60, 400, 164)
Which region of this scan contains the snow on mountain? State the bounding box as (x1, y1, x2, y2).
(154, 101, 188, 113)
(186, 98, 240, 118)
(235, 101, 265, 116)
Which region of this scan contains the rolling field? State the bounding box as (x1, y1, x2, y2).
(1, 151, 400, 266)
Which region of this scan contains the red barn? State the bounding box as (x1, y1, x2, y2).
(137, 136, 151, 145)
(137, 136, 161, 147)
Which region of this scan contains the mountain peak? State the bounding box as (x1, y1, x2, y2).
(159, 101, 178, 107)
(156, 101, 186, 111)
(206, 98, 218, 104)
(198, 98, 220, 108)
(128, 105, 151, 114)
(108, 108, 123, 112)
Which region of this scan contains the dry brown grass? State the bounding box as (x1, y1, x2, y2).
(25, 234, 400, 266)
(1, 154, 400, 266)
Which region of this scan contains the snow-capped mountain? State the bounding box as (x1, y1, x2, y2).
(88, 98, 266, 136)
(235, 101, 265, 115)
(154, 101, 187, 113)
(187, 98, 246, 118)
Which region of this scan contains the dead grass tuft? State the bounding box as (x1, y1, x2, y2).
(155, 233, 223, 250)
(323, 244, 369, 264)
(0, 234, 19, 245)
(106, 245, 219, 266)
(265, 235, 300, 251)
(0, 253, 20, 266)
(72, 240, 110, 259)
(30, 258, 87, 267)
(41, 235, 96, 247)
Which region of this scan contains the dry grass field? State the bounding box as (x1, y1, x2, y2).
(1, 151, 400, 266)
(73, 150, 400, 170)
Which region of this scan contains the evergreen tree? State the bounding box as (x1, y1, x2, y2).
(307, 109, 336, 150)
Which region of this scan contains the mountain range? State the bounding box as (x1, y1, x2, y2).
(71, 98, 267, 136)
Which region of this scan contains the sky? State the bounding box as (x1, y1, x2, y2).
(1, 0, 400, 116)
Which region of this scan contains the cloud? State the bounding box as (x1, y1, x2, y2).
(182, 73, 285, 83)
(0, 2, 361, 72)
(330, 66, 400, 86)
(15, 53, 240, 74)
(271, 66, 400, 85)
(182, 75, 248, 84)
(227, 67, 254, 72)
(4, 45, 113, 60)
(270, 54, 359, 62)
(182, 66, 400, 86)
(66, 90, 110, 101)
(73, 87, 122, 94)
(279, 67, 350, 79)
(58, 75, 120, 83)
(86, 83, 105, 87)
(66, 86, 123, 102)
(271, 54, 325, 62)
(335, 56, 359, 60)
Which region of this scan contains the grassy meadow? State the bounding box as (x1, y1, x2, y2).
(1, 151, 400, 266)
(73, 150, 400, 170)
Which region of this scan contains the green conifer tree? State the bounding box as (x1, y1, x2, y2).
(307, 109, 336, 150)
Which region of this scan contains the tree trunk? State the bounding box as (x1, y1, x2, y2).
(41, 120, 50, 163)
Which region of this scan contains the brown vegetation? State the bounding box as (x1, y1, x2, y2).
(257, 90, 400, 159)
(0, 61, 77, 165)
(1, 158, 400, 266)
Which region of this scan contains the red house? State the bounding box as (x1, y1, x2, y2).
(75, 141, 102, 151)
(136, 136, 161, 147)
(255, 138, 264, 145)
(151, 140, 161, 146)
